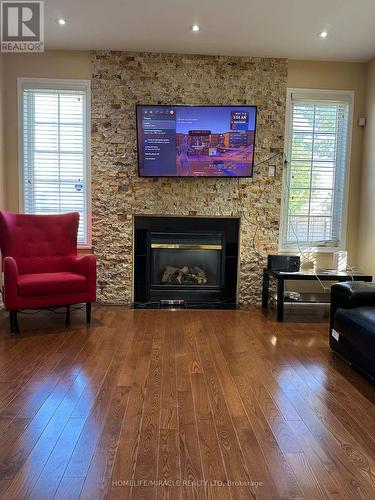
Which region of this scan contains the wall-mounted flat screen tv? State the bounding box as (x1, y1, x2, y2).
(136, 105, 257, 177)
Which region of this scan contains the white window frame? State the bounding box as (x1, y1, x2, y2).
(17, 77, 92, 248)
(279, 88, 354, 254)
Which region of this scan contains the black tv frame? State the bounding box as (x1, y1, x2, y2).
(136, 104, 257, 178)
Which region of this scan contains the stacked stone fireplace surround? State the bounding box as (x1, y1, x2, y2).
(91, 51, 287, 304)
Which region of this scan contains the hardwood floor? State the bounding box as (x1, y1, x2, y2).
(0, 304, 374, 499)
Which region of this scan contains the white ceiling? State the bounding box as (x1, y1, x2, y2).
(44, 0, 375, 62)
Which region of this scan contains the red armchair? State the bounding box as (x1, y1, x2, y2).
(0, 211, 96, 333)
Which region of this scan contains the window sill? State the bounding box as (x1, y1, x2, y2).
(78, 245, 93, 252)
(279, 246, 345, 254)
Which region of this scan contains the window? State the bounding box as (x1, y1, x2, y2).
(19, 78, 90, 245)
(281, 89, 352, 251)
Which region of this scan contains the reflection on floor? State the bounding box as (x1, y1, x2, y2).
(0, 305, 373, 499)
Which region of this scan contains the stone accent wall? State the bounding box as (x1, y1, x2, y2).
(91, 51, 287, 304)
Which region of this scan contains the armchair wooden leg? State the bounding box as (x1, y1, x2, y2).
(86, 302, 92, 324)
(10, 311, 19, 334)
(65, 305, 71, 327)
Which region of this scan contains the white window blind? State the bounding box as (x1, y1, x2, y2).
(282, 92, 351, 249)
(20, 80, 90, 245)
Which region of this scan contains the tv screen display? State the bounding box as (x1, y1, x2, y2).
(136, 105, 257, 177)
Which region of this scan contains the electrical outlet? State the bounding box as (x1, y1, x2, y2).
(268, 165, 276, 177)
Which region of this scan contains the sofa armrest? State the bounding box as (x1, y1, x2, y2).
(3, 256, 19, 310)
(330, 281, 375, 330)
(71, 255, 97, 302)
(331, 281, 375, 307)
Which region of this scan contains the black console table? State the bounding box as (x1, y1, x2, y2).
(262, 269, 372, 322)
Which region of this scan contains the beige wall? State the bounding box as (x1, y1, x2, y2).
(0, 54, 5, 209)
(358, 58, 375, 274)
(3, 50, 91, 211)
(288, 60, 367, 266)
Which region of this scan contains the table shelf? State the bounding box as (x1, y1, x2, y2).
(270, 292, 331, 304)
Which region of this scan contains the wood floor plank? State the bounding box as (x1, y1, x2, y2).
(0, 332, 73, 410)
(109, 312, 154, 500)
(195, 416, 230, 500)
(79, 386, 132, 498)
(276, 363, 375, 489)
(236, 427, 286, 500)
(290, 419, 354, 499)
(69, 332, 122, 419)
(235, 310, 375, 499)
(1, 329, 110, 495)
(0, 337, 39, 377)
(53, 476, 85, 499)
(233, 374, 303, 499)
(2, 399, 85, 498)
(0, 328, 92, 419)
(0, 325, 112, 488)
(177, 391, 204, 478)
(199, 314, 250, 430)
(64, 326, 131, 479)
(210, 313, 302, 423)
(0, 305, 372, 500)
(131, 314, 164, 500)
(156, 429, 181, 500)
(116, 312, 144, 388)
(286, 452, 328, 500)
(80, 451, 112, 500)
(160, 316, 178, 430)
(175, 317, 205, 500)
(96, 386, 131, 454)
(193, 320, 259, 500)
(206, 312, 302, 500)
(28, 417, 86, 500)
(275, 362, 375, 499)
(242, 311, 375, 478)
(298, 347, 375, 429)
(288, 351, 375, 458)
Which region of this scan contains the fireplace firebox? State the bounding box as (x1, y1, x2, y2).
(134, 217, 239, 308)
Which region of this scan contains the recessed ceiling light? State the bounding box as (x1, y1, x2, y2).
(317, 31, 328, 39)
(190, 24, 200, 32)
(56, 18, 66, 26)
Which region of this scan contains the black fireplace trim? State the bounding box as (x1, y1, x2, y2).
(133, 216, 240, 309)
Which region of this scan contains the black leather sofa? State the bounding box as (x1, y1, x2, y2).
(330, 281, 375, 382)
